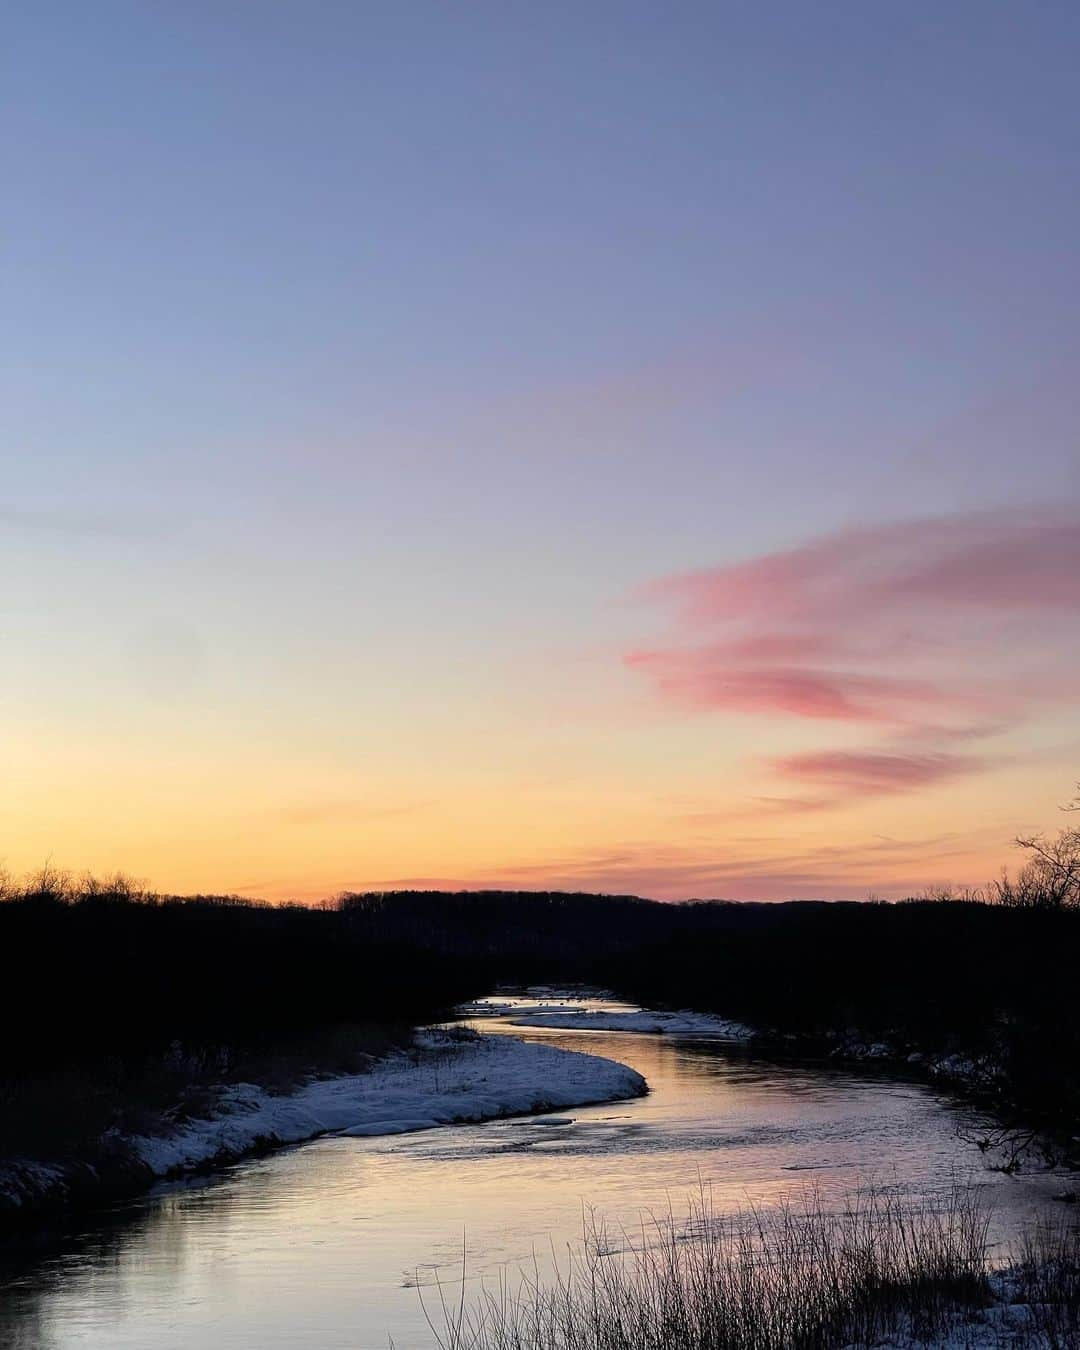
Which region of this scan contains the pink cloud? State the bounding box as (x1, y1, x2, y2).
(893, 520, 1080, 610)
(624, 654, 951, 723)
(627, 508, 1080, 804)
(629, 509, 1080, 732)
(370, 824, 1007, 901)
(647, 512, 1080, 628)
(772, 750, 982, 795)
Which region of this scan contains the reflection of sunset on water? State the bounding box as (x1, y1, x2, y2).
(1, 1001, 1062, 1350)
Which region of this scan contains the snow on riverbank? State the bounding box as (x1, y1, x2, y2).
(463, 997, 753, 1039)
(827, 1035, 1006, 1093)
(0, 1031, 646, 1220)
(131, 1029, 646, 1174)
(509, 1009, 754, 1037)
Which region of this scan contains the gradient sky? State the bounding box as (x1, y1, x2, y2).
(5, 2, 1080, 900)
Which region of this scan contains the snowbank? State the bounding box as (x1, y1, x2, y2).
(828, 1036, 1005, 1091)
(837, 1285, 1053, 1350)
(462, 994, 753, 1039)
(457, 995, 620, 1018)
(0, 1031, 646, 1222)
(506, 1009, 754, 1038)
(130, 1029, 646, 1174)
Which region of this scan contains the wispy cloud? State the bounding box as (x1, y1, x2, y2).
(623, 655, 953, 723)
(626, 508, 1080, 803)
(771, 749, 984, 796)
(641, 511, 1080, 628)
(371, 824, 1006, 901)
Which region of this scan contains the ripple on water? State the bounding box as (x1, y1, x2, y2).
(0, 1000, 1067, 1350)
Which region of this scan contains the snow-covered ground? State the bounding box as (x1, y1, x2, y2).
(509, 1009, 754, 1038)
(0, 1030, 646, 1215)
(829, 1036, 1006, 1092)
(462, 995, 753, 1040)
(132, 1029, 646, 1174)
(838, 1287, 1063, 1349)
(465, 991, 1010, 1096)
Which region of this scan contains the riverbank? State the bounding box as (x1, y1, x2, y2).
(0, 1028, 645, 1235)
(462, 995, 754, 1038)
(463, 989, 1009, 1089)
(466, 988, 1079, 1179)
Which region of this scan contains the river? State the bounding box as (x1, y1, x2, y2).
(0, 994, 1065, 1349)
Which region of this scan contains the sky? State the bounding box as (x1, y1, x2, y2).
(4, 1, 1080, 901)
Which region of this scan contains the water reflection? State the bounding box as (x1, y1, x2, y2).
(0, 1011, 1066, 1350)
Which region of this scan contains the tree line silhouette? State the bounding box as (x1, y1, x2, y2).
(3, 811, 1079, 1163)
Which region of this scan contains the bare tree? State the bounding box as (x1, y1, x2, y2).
(995, 783, 1080, 909)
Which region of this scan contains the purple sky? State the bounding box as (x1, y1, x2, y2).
(5, 2, 1080, 899)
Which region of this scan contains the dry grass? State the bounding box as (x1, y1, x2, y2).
(416, 1183, 998, 1350)
(1004, 1221, 1080, 1349)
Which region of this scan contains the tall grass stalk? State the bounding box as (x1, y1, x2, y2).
(420, 1184, 996, 1350)
(1006, 1221, 1080, 1349)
